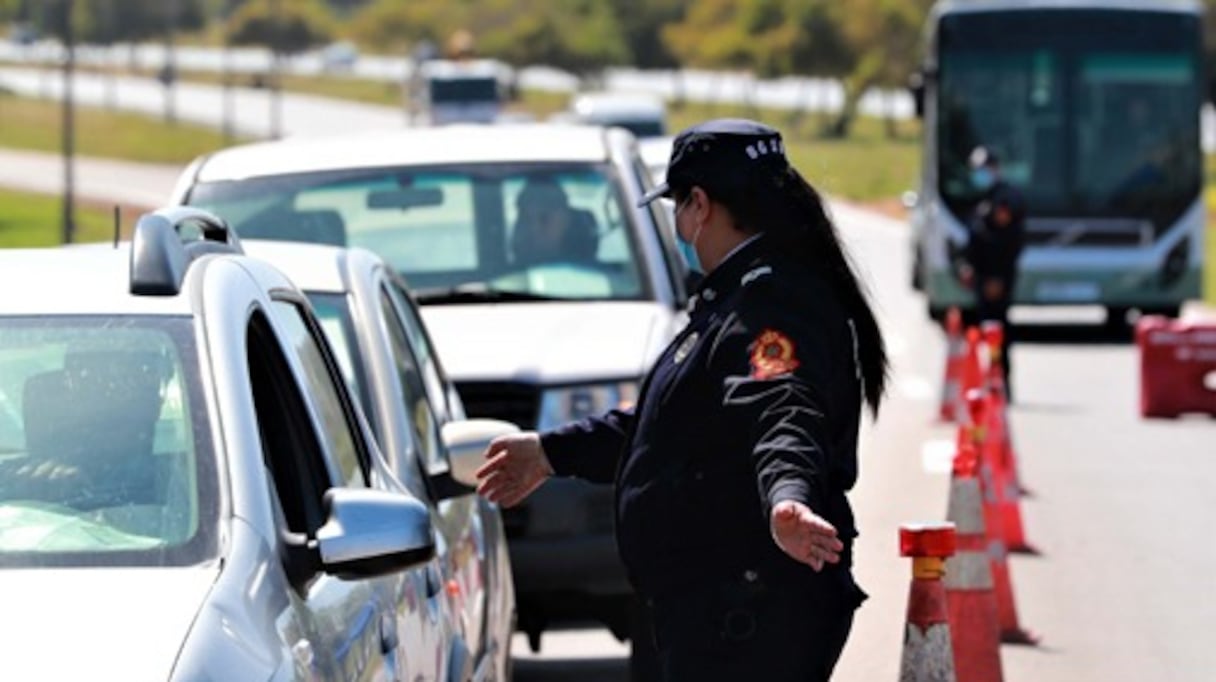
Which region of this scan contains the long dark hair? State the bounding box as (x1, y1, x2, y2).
(693, 165, 889, 415)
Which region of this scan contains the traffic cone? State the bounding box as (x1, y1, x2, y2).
(964, 391, 1039, 646)
(981, 322, 1036, 555)
(960, 328, 984, 408)
(899, 522, 958, 682)
(945, 408, 1003, 682)
(939, 307, 966, 423)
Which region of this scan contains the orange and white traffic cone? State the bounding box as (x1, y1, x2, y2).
(964, 392, 1039, 646)
(981, 322, 1036, 555)
(945, 407, 1004, 682)
(960, 328, 985, 409)
(939, 307, 966, 423)
(899, 522, 958, 682)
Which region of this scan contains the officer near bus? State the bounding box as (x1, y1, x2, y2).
(475, 119, 889, 681)
(959, 145, 1025, 397)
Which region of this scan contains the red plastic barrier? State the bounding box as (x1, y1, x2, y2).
(1136, 316, 1216, 418)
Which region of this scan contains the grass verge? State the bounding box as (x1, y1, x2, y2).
(0, 188, 129, 246)
(0, 90, 245, 164)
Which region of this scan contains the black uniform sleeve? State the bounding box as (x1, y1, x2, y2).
(538, 408, 634, 484)
(708, 290, 839, 521)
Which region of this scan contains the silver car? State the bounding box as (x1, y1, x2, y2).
(242, 239, 518, 681)
(0, 208, 487, 681)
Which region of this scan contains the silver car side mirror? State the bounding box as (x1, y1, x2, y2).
(441, 418, 521, 488)
(316, 488, 435, 579)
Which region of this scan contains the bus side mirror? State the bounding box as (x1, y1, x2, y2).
(908, 68, 932, 119)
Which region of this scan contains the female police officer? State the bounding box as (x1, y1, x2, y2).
(475, 119, 888, 681)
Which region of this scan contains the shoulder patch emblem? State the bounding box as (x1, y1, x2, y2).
(750, 329, 800, 379)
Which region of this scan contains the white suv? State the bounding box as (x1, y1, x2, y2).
(173, 123, 692, 673)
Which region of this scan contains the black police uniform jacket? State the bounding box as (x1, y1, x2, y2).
(541, 234, 866, 606)
(966, 180, 1027, 298)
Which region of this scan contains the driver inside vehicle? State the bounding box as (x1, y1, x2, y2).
(511, 178, 598, 267)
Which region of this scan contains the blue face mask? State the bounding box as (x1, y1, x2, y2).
(971, 167, 995, 192)
(677, 238, 702, 275)
(674, 196, 703, 274)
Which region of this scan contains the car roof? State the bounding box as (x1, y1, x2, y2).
(572, 92, 666, 119)
(191, 124, 616, 184)
(0, 246, 195, 316)
(240, 239, 355, 294)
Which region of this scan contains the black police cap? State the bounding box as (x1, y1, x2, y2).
(637, 118, 789, 207)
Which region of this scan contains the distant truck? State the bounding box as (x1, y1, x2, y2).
(409, 58, 512, 126)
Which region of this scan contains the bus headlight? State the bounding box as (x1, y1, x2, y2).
(537, 381, 639, 431)
(1160, 237, 1189, 288)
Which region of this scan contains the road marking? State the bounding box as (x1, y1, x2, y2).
(921, 438, 955, 474)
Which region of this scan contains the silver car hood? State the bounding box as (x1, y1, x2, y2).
(0, 566, 218, 681)
(420, 301, 682, 384)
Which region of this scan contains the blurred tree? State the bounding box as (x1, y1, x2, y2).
(1204, 0, 1216, 103)
(607, 0, 684, 69)
(26, 0, 205, 44)
(471, 0, 631, 78)
(227, 0, 332, 55)
(348, 0, 461, 54)
(828, 0, 929, 138)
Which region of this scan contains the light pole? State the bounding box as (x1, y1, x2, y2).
(162, 0, 179, 124)
(269, 0, 283, 139)
(221, 0, 236, 142)
(60, 0, 76, 244)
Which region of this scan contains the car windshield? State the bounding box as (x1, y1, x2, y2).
(189, 162, 649, 303)
(0, 316, 217, 567)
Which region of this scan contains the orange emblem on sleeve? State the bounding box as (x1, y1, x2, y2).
(750, 329, 800, 379)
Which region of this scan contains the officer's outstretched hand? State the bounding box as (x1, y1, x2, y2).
(770, 500, 844, 572)
(474, 432, 554, 508)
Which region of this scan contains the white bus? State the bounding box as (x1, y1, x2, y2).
(909, 0, 1206, 325)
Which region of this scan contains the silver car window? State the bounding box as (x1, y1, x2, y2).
(269, 300, 368, 489)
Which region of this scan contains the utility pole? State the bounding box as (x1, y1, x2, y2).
(162, 0, 179, 124)
(221, 0, 236, 142)
(60, 0, 76, 244)
(269, 0, 283, 139)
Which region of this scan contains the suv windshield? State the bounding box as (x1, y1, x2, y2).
(0, 316, 216, 567)
(190, 163, 648, 302)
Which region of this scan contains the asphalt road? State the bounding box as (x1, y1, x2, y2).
(2, 102, 1214, 681)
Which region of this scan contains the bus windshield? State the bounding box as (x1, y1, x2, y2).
(936, 9, 1202, 233)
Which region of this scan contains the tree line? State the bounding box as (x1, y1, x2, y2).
(4, 0, 1216, 135)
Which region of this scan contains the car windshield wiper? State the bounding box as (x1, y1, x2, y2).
(414, 283, 559, 304)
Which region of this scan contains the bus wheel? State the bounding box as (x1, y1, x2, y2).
(1104, 307, 1131, 333)
(1139, 305, 1180, 320)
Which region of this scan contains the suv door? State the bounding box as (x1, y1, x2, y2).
(248, 298, 441, 681)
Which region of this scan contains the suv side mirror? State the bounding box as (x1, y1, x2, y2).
(908, 70, 926, 119)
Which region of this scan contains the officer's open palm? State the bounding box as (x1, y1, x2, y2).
(474, 432, 553, 508)
(771, 500, 844, 572)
